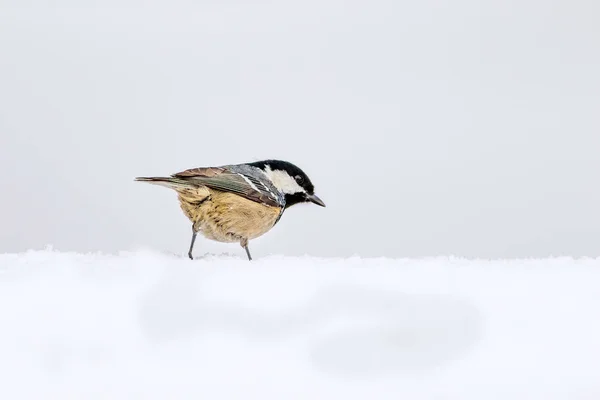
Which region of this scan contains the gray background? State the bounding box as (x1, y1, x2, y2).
(1, 0, 598, 258)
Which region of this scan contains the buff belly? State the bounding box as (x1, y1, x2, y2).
(176, 187, 281, 243)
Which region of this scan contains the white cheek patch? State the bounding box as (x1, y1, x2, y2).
(264, 166, 304, 194)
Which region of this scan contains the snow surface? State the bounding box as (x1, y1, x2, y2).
(0, 249, 599, 400)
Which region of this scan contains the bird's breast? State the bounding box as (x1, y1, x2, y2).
(188, 190, 282, 243)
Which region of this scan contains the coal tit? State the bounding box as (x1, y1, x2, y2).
(135, 159, 325, 260)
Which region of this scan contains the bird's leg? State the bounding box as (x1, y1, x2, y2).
(188, 226, 198, 260)
(244, 246, 252, 261)
(240, 238, 252, 261)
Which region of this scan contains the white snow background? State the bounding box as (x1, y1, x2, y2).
(1, 249, 599, 399)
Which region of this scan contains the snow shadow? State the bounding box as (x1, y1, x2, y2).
(138, 272, 482, 376)
(307, 288, 482, 376)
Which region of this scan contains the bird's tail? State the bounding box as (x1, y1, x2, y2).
(134, 176, 194, 190)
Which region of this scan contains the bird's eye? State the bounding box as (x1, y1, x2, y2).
(295, 175, 304, 184)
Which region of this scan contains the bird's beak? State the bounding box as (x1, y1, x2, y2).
(307, 194, 326, 207)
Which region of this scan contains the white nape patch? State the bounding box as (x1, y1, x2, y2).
(263, 165, 305, 194)
(237, 173, 259, 192)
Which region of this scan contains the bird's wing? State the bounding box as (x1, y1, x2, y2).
(172, 166, 281, 207)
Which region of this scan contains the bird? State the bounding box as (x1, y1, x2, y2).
(135, 159, 326, 260)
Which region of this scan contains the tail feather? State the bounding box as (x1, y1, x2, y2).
(134, 176, 194, 190)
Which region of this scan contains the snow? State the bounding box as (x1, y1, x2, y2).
(0, 250, 599, 399)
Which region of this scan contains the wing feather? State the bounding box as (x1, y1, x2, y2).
(171, 167, 280, 207)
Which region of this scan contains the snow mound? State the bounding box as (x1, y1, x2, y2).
(1, 250, 599, 399)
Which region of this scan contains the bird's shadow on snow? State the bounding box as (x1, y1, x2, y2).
(307, 289, 482, 377)
(138, 268, 482, 377)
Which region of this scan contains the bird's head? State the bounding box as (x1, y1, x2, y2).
(250, 159, 326, 209)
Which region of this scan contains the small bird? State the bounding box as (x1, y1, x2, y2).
(135, 159, 325, 260)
